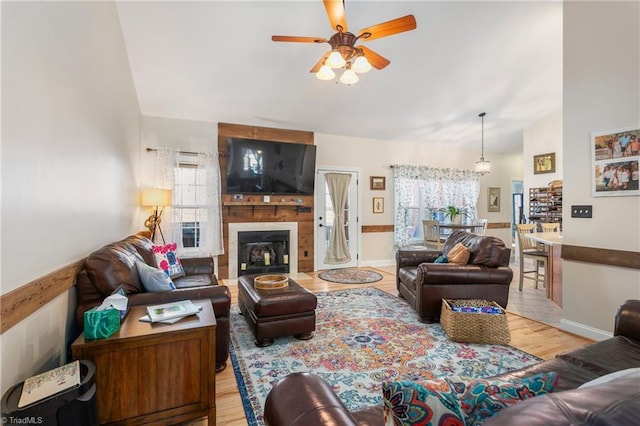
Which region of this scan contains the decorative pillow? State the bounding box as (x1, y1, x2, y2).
(152, 243, 185, 279)
(578, 367, 640, 389)
(434, 255, 448, 263)
(135, 262, 176, 292)
(447, 243, 470, 264)
(382, 379, 465, 426)
(457, 372, 558, 425)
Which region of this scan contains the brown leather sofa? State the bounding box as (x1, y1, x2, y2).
(396, 231, 513, 322)
(75, 234, 231, 371)
(263, 299, 640, 425)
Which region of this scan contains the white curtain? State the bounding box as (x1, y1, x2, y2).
(324, 173, 352, 264)
(152, 148, 178, 244)
(392, 165, 481, 247)
(152, 148, 224, 256)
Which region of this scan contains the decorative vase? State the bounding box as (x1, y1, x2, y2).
(453, 215, 462, 225)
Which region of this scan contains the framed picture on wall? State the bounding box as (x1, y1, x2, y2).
(591, 125, 640, 197)
(488, 187, 501, 212)
(373, 197, 384, 213)
(533, 152, 556, 174)
(370, 176, 385, 190)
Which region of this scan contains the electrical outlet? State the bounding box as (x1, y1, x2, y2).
(571, 205, 592, 218)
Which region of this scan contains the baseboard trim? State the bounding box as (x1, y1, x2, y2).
(559, 318, 612, 342)
(361, 259, 395, 268)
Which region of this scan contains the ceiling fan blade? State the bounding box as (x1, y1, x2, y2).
(272, 35, 327, 43)
(323, 0, 348, 31)
(358, 15, 417, 41)
(310, 51, 332, 73)
(358, 46, 390, 70)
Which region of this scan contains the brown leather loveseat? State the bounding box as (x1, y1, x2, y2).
(263, 300, 640, 425)
(396, 231, 513, 323)
(75, 234, 231, 371)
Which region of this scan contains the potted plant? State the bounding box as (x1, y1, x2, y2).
(439, 206, 466, 224)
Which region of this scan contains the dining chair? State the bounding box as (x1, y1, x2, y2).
(516, 224, 549, 295)
(540, 222, 560, 232)
(422, 220, 443, 250)
(475, 218, 488, 235)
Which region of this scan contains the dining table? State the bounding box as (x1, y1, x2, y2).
(525, 231, 563, 307)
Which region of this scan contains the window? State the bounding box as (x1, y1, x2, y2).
(152, 148, 223, 256)
(170, 160, 213, 254)
(392, 165, 480, 247)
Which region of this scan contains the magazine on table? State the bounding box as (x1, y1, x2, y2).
(144, 300, 202, 323)
(18, 360, 81, 408)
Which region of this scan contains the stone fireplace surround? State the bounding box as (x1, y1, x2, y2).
(228, 222, 298, 279)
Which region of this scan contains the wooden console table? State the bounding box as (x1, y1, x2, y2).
(72, 300, 216, 425)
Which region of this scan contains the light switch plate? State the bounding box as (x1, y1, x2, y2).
(571, 205, 592, 218)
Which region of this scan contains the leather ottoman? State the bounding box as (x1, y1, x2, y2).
(238, 274, 317, 347)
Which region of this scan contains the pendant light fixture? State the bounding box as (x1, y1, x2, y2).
(475, 112, 491, 175)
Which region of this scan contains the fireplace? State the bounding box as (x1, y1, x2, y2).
(228, 222, 298, 279)
(237, 230, 290, 276)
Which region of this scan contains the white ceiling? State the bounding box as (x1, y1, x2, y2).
(115, 1, 562, 154)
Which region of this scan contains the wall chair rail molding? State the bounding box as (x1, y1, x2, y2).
(0, 260, 85, 334)
(562, 245, 640, 270)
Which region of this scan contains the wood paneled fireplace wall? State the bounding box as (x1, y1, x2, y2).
(217, 122, 315, 279)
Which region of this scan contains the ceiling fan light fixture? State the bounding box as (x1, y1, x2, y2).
(352, 55, 371, 73)
(316, 64, 336, 80)
(326, 51, 346, 68)
(339, 68, 359, 85)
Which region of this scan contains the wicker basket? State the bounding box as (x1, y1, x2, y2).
(440, 299, 510, 345)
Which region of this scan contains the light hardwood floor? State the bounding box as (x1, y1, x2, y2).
(189, 267, 594, 426)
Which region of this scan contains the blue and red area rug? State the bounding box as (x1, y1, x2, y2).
(230, 287, 541, 425)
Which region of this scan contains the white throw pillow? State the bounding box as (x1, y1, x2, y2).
(136, 262, 176, 292)
(578, 367, 640, 388)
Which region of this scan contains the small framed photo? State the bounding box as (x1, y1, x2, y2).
(533, 153, 556, 174)
(370, 176, 386, 190)
(373, 197, 384, 213)
(488, 187, 501, 212)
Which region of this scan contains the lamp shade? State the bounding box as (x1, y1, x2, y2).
(141, 188, 172, 207)
(316, 64, 336, 80)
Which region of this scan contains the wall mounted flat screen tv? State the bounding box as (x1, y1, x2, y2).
(226, 137, 317, 195)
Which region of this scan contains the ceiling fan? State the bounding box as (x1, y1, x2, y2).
(272, 0, 417, 85)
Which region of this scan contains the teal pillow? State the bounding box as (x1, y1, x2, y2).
(457, 372, 558, 425)
(136, 262, 176, 292)
(382, 373, 558, 426)
(382, 379, 464, 426)
(434, 255, 448, 263)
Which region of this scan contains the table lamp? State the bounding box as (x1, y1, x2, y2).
(141, 188, 172, 243)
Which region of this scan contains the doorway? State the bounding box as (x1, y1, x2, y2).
(315, 168, 360, 270)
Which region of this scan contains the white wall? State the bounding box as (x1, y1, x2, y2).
(523, 109, 563, 220)
(1, 2, 141, 391)
(315, 133, 521, 264)
(561, 1, 640, 339)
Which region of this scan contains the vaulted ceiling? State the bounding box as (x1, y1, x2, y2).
(115, 1, 562, 154)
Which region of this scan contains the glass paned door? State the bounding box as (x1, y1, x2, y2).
(315, 169, 359, 270)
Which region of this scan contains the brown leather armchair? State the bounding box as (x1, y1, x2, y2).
(75, 234, 231, 371)
(396, 231, 513, 323)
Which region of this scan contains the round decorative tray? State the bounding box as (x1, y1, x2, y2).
(254, 274, 289, 290)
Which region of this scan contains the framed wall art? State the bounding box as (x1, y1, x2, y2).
(592, 125, 640, 197)
(488, 187, 501, 212)
(370, 176, 385, 190)
(533, 153, 556, 174)
(373, 197, 384, 213)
